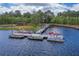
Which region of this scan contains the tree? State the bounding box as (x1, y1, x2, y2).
(23, 12, 31, 18)
(14, 10, 21, 17)
(44, 10, 54, 23)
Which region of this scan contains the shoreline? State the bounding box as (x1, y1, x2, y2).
(50, 24, 79, 30)
(0, 24, 79, 30)
(0, 24, 40, 30)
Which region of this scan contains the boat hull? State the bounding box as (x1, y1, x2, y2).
(9, 34, 25, 39)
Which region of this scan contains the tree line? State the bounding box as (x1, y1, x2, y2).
(0, 10, 79, 25)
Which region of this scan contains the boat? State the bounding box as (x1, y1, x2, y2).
(15, 30, 33, 34)
(47, 32, 64, 42)
(9, 34, 25, 39)
(12, 31, 33, 37)
(27, 34, 46, 41)
(47, 35, 64, 42)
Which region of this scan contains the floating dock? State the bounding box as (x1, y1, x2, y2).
(10, 33, 64, 42)
(9, 24, 64, 42)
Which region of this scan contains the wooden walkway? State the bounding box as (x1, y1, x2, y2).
(36, 24, 50, 34)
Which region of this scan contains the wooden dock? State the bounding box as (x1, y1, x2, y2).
(36, 24, 50, 34)
(9, 24, 64, 42)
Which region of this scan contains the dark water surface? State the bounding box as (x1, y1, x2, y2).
(0, 27, 79, 56)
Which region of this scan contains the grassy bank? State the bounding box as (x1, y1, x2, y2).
(0, 24, 41, 31)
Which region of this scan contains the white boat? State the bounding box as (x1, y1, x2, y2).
(47, 32, 64, 42)
(15, 30, 33, 34)
(9, 34, 25, 39)
(12, 31, 33, 37)
(27, 34, 47, 40)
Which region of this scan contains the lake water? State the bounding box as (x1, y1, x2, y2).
(0, 27, 79, 56)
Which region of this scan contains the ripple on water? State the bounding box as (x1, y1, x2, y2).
(0, 27, 79, 56)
